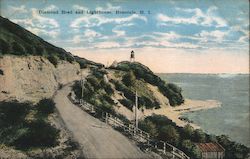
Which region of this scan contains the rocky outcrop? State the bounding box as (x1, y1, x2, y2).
(0, 55, 87, 103)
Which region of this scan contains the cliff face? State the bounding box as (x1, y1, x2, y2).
(0, 55, 87, 103)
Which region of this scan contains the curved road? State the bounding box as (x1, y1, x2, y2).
(54, 84, 152, 159)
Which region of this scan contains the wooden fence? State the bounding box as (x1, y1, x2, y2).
(69, 97, 190, 159)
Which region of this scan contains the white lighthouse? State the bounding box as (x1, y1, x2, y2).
(130, 50, 135, 62)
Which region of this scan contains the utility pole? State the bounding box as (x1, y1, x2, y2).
(134, 90, 138, 135)
(80, 71, 84, 104)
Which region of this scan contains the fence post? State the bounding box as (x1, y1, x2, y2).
(172, 147, 175, 159)
(163, 142, 166, 154)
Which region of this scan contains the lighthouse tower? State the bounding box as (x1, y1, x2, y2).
(130, 50, 135, 62)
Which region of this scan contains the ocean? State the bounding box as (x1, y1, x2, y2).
(159, 73, 250, 147)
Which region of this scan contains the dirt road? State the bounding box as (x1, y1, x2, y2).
(54, 84, 152, 159)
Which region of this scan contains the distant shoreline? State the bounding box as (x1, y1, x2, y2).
(143, 99, 222, 129)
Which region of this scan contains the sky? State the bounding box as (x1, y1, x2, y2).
(1, 0, 249, 73)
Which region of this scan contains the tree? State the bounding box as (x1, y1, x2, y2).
(182, 124, 194, 139)
(158, 125, 180, 145)
(192, 129, 206, 143)
(139, 120, 158, 137)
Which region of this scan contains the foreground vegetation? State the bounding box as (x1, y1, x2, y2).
(139, 115, 249, 159)
(0, 99, 59, 150)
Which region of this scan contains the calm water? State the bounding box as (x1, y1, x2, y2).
(159, 73, 250, 146)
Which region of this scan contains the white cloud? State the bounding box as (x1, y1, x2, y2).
(72, 4, 88, 10)
(94, 41, 121, 49)
(71, 29, 102, 44)
(157, 6, 227, 28)
(196, 30, 229, 42)
(31, 8, 59, 28)
(72, 35, 81, 44)
(96, 3, 121, 11)
(26, 27, 60, 38)
(9, 5, 27, 13)
(70, 14, 147, 28)
(84, 29, 102, 37)
(43, 4, 58, 10)
(112, 29, 126, 36)
(153, 31, 181, 40)
(12, 8, 60, 39)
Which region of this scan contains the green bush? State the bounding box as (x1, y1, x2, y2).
(0, 39, 10, 54)
(139, 120, 158, 137)
(66, 54, 75, 63)
(0, 101, 30, 126)
(13, 120, 59, 149)
(122, 71, 136, 87)
(77, 60, 87, 69)
(0, 100, 60, 151)
(118, 99, 133, 110)
(103, 82, 114, 95)
(158, 125, 180, 145)
(87, 76, 100, 90)
(12, 42, 26, 55)
(181, 140, 202, 159)
(36, 99, 55, 116)
(192, 129, 206, 143)
(47, 55, 59, 66)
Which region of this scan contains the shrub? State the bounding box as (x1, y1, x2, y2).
(119, 99, 133, 110)
(158, 125, 180, 145)
(192, 129, 206, 143)
(25, 45, 35, 55)
(122, 71, 136, 87)
(77, 60, 87, 69)
(47, 55, 59, 66)
(0, 101, 30, 126)
(102, 81, 114, 95)
(36, 99, 55, 116)
(139, 120, 158, 137)
(0, 39, 10, 54)
(35, 46, 45, 55)
(0, 69, 3, 75)
(66, 54, 75, 63)
(102, 94, 114, 105)
(87, 76, 100, 90)
(12, 42, 26, 55)
(13, 120, 59, 149)
(181, 124, 194, 140)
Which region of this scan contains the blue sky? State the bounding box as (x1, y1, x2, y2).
(1, 0, 249, 73)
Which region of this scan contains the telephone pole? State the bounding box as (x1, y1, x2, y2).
(80, 71, 84, 104)
(134, 90, 138, 135)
